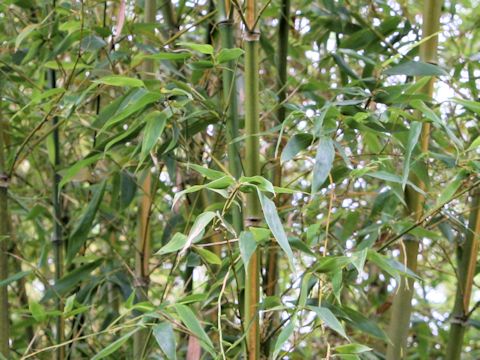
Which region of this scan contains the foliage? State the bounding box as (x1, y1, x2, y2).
(1, 0, 480, 359)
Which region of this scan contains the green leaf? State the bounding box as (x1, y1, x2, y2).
(437, 171, 467, 205)
(384, 61, 448, 76)
(239, 231, 257, 267)
(402, 121, 422, 189)
(187, 164, 226, 180)
(257, 190, 294, 267)
(157, 233, 187, 255)
(217, 48, 244, 63)
(141, 111, 168, 159)
(195, 247, 221, 265)
(91, 329, 138, 360)
(467, 136, 480, 151)
(367, 250, 421, 281)
(452, 98, 480, 115)
(272, 317, 296, 359)
(312, 137, 335, 193)
(174, 304, 215, 355)
(350, 249, 367, 274)
(15, 23, 39, 50)
(153, 322, 177, 360)
(336, 343, 372, 354)
(240, 175, 275, 193)
(145, 52, 191, 61)
(0, 270, 31, 287)
(100, 91, 163, 132)
(59, 154, 102, 190)
(309, 306, 348, 339)
(94, 75, 145, 88)
(67, 181, 106, 262)
(29, 300, 46, 322)
(281, 133, 313, 163)
(180, 212, 217, 253)
(43, 259, 103, 301)
(178, 42, 214, 55)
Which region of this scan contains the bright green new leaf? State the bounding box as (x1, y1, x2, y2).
(217, 48, 244, 63)
(178, 42, 214, 55)
(94, 75, 145, 88)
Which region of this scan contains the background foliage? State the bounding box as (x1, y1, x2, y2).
(1, 0, 480, 358)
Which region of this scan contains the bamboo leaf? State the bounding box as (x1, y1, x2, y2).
(141, 111, 168, 159)
(178, 42, 214, 55)
(0, 270, 31, 287)
(153, 322, 177, 360)
(257, 189, 294, 267)
(180, 212, 217, 254)
(402, 121, 422, 189)
(43, 259, 103, 301)
(239, 231, 257, 268)
(194, 247, 221, 265)
(91, 329, 138, 360)
(94, 75, 145, 88)
(156, 233, 187, 255)
(174, 304, 215, 355)
(281, 133, 313, 163)
(336, 343, 372, 354)
(67, 181, 107, 262)
(29, 300, 46, 322)
(309, 306, 348, 339)
(312, 137, 335, 193)
(217, 48, 244, 63)
(384, 61, 448, 76)
(272, 317, 296, 359)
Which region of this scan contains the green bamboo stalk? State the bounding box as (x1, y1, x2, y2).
(0, 87, 11, 359)
(48, 59, 66, 360)
(133, 1, 156, 358)
(386, 1, 442, 358)
(244, 1, 261, 358)
(445, 187, 480, 359)
(218, 0, 242, 232)
(264, 0, 289, 355)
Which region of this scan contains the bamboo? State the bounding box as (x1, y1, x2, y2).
(244, 1, 261, 358)
(0, 88, 10, 359)
(48, 61, 66, 360)
(133, 0, 156, 358)
(445, 188, 480, 359)
(264, 0, 289, 355)
(218, 0, 242, 232)
(385, 1, 442, 358)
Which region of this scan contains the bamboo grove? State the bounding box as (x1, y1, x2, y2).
(1, 0, 480, 359)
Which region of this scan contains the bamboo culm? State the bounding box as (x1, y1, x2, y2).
(0, 87, 11, 359)
(445, 187, 480, 359)
(264, 0, 290, 356)
(133, 0, 156, 358)
(218, 0, 242, 233)
(244, 0, 261, 357)
(386, 1, 442, 358)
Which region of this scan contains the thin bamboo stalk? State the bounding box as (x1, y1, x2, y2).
(0, 90, 11, 359)
(48, 64, 65, 360)
(218, 0, 242, 232)
(445, 187, 480, 359)
(264, 0, 289, 355)
(133, 0, 156, 357)
(385, 1, 442, 358)
(244, 1, 261, 358)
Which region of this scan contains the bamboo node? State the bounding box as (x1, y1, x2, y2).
(0, 173, 9, 188)
(450, 315, 468, 326)
(51, 237, 63, 245)
(245, 216, 261, 227)
(244, 31, 260, 42)
(217, 19, 234, 27)
(133, 276, 150, 288)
